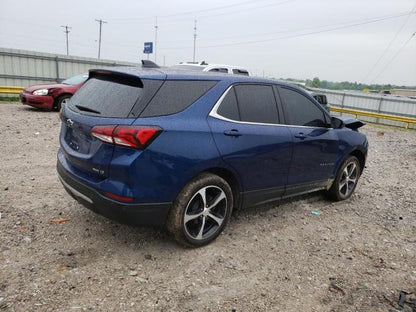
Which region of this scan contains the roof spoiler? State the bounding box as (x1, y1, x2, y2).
(141, 60, 160, 68)
(88, 69, 143, 88)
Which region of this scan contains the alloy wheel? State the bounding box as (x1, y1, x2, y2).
(183, 185, 228, 241)
(339, 161, 358, 198)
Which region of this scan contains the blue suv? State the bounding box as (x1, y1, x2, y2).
(57, 66, 368, 247)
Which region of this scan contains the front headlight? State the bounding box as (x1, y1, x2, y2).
(33, 89, 48, 95)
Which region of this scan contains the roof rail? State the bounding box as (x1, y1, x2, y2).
(141, 60, 160, 68)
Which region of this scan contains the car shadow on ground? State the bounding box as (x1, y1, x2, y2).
(70, 191, 329, 249)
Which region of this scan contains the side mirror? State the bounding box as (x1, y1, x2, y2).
(331, 116, 344, 129)
(313, 94, 328, 105)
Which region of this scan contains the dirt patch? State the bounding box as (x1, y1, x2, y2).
(0, 103, 415, 311)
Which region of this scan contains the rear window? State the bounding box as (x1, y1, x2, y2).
(69, 78, 144, 118)
(208, 68, 228, 73)
(62, 73, 88, 86)
(232, 69, 249, 76)
(140, 80, 217, 117)
(170, 65, 205, 71)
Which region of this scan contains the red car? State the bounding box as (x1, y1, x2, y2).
(20, 73, 88, 111)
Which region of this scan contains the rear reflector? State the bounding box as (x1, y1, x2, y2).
(104, 191, 134, 202)
(91, 125, 162, 149)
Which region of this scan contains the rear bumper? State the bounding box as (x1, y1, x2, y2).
(20, 92, 54, 110)
(57, 160, 171, 227)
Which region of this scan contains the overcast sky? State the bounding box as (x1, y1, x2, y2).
(0, 0, 415, 85)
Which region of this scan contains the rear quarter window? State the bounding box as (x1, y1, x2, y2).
(217, 88, 240, 120)
(140, 80, 217, 117)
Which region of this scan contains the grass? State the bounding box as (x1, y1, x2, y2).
(0, 96, 19, 102)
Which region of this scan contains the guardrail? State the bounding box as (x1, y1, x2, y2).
(0, 86, 23, 94)
(330, 106, 416, 129)
(1, 86, 414, 129)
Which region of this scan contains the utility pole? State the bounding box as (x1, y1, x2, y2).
(61, 25, 71, 56)
(95, 19, 107, 59)
(154, 16, 158, 63)
(193, 20, 197, 63)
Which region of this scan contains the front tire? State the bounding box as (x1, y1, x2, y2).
(166, 173, 233, 247)
(327, 156, 361, 201)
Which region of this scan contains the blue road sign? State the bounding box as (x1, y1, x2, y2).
(143, 42, 153, 54)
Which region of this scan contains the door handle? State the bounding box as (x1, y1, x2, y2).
(223, 129, 242, 137)
(294, 132, 307, 139)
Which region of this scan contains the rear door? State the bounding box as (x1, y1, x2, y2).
(278, 86, 338, 195)
(60, 71, 163, 179)
(208, 84, 292, 207)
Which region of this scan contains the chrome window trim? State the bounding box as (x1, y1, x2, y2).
(209, 85, 333, 130)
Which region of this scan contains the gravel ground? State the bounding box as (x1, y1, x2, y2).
(0, 102, 415, 312)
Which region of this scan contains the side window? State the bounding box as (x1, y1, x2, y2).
(280, 88, 326, 127)
(208, 68, 228, 74)
(234, 85, 279, 124)
(232, 69, 249, 76)
(217, 88, 240, 121)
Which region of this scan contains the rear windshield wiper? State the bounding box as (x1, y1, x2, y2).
(75, 105, 101, 114)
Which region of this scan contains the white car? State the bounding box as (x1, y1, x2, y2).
(172, 62, 250, 76)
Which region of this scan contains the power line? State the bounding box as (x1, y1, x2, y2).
(95, 19, 107, 59)
(202, 12, 415, 48)
(159, 11, 414, 50)
(160, 11, 414, 47)
(60, 25, 72, 56)
(164, 0, 281, 17)
(370, 31, 416, 83)
(108, 0, 292, 21)
(172, 0, 294, 22)
(363, 2, 416, 82)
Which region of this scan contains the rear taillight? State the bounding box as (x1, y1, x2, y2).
(91, 125, 162, 149)
(90, 125, 116, 144)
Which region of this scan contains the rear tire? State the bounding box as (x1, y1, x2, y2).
(166, 173, 233, 247)
(326, 156, 361, 201)
(55, 94, 71, 111)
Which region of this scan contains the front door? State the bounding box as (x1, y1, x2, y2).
(278, 86, 338, 196)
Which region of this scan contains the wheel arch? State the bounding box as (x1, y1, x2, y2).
(349, 149, 366, 173)
(53, 93, 73, 109)
(202, 167, 242, 210)
(166, 166, 239, 246)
